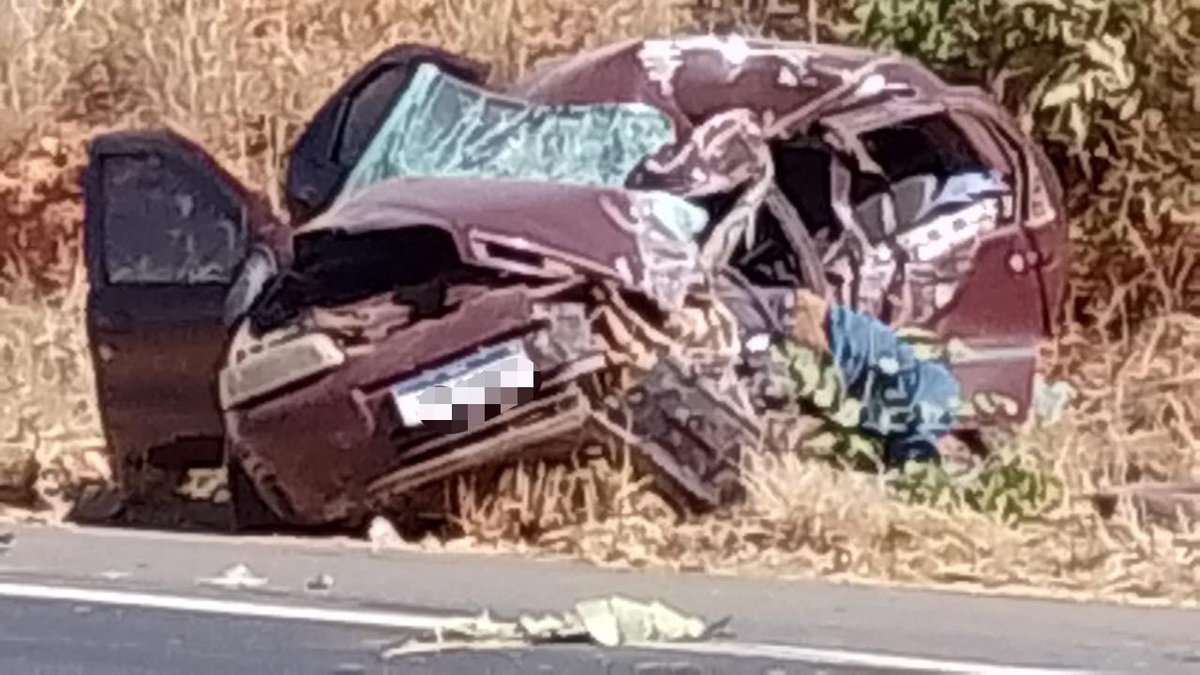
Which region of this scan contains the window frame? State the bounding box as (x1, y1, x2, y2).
(93, 150, 250, 290)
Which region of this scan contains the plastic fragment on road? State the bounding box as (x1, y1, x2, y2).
(380, 595, 731, 659)
(367, 515, 403, 553)
(196, 563, 268, 590)
(305, 572, 334, 592)
(573, 596, 715, 646)
(96, 570, 131, 581)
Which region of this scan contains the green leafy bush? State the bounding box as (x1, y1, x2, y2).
(889, 452, 1063, 526)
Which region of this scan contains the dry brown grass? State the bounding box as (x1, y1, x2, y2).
(0, 0, 688, 513)
(2, 0, 1199, 605)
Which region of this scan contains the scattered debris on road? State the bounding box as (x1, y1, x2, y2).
(304, 572, 334, 592)
(381, 595, 731, 658)
(367, 516, 404, 553)
(96, 570, 131, 581)
(196, 563, 268, 590)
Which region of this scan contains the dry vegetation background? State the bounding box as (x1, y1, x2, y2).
(1, 0, 1198, 605)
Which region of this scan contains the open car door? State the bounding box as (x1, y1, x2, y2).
(82, 130, 266, 482)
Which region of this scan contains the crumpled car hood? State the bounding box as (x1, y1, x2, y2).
(295, 175, 709, 311)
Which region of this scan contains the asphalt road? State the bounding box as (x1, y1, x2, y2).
(0, 595, 396, 675)
(0, 523, 1196, 674)
(0, 596, 919, 675)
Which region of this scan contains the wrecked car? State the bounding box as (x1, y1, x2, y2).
(81, 36, 1066, 529)
(504, 35, 1068, 425)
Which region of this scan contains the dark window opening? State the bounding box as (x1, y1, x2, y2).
(770, 135, 842, 245)
(851, 114, 999, 241)
(687, 181, 747, 233)
(860, 114, 984, 183)
(247, 226, 470, 334)
(333, 66, 415, 166)
(728, 208, 807, 288)
(770, 115, 1009, 249)
(100, 153, 246, 286)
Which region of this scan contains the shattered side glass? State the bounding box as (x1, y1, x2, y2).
(101, 154, 246, 285)
(629, 191, 710, 242)
(337, 63, 676, 202)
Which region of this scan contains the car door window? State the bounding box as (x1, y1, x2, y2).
(947, 111, 1018, 222)
(850, 114, 1003, 241)
(333, 66, 415, 166)
(99, 152, 247, 286)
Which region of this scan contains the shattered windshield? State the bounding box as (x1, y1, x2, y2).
(336, 63, 676, 203)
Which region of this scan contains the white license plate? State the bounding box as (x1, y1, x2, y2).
(389, 339, 537, 430)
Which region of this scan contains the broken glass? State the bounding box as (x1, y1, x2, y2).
(337, 63, 676, 203)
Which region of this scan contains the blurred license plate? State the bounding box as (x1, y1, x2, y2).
(389, 339, 537, 431)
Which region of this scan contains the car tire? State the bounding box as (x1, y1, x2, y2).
(225, 449, 285, 533)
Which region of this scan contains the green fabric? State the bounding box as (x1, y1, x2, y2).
(338, 63, 677, 203)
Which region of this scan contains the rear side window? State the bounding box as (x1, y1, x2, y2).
(858, 114, 983, 188)
(850, 114, 1000, 241)
(100, 153, 247, 285)
(334, 66, 415, 166)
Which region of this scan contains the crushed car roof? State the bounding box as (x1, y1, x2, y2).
(510, 35, 953, 138)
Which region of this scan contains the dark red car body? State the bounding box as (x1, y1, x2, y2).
(81, 36, 1067, 528)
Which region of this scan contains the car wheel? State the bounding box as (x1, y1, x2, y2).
(225, 448, 286, 533)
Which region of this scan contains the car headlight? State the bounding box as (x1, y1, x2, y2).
(218, 331, 346, 410)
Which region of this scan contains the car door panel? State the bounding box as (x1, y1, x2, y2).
(83, 130, 260, 473)
(949, 104, 1069, 336)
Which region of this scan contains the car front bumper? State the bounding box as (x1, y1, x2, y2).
(224, 284, 606, 526)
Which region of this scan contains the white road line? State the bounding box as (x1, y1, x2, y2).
(630, 641, 1099, 675)
(0, 581, 1097, 674)
(0, 582, 474, 630)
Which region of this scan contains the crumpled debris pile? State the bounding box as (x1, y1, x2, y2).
(381, 595, 732, 658)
